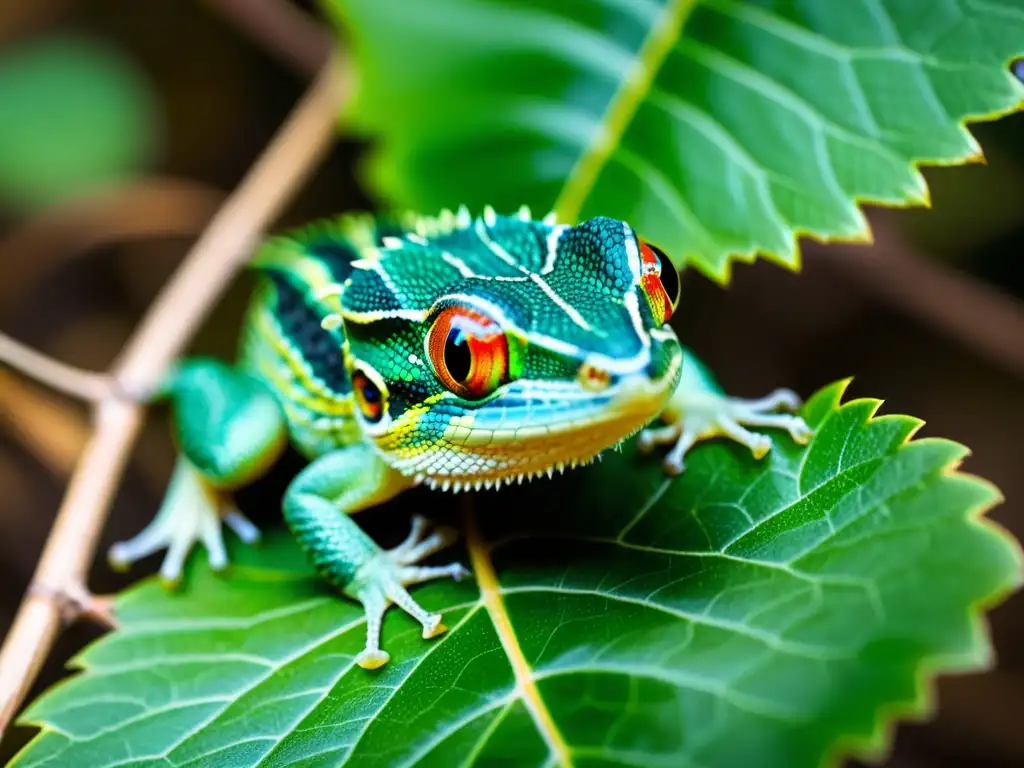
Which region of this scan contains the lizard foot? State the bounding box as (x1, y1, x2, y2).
(638, 387, 813, 476)
(108, 461, 260, 585)
(349, 514, 470, 670)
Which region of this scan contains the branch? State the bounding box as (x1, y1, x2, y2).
(0, 52, 350, 734)
(0, 177, 224, 310)
(0, 334, 112, 403)
(813, 211, 1024, 379)
(204, 0, 332, 78)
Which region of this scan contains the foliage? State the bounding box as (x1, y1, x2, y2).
(12, 382, 1022, 766)
(326, 0, 1024, 280)
(0, 34, 160, 210)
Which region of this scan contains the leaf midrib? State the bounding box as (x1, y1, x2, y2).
(552, 0, 698, 223)
(465, 500, 573, 767)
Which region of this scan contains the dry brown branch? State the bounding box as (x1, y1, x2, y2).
(0, 177, 224, 483)
(0, 52, 350, 734)
(0, 335, 112, 403)
(814, 210, 1024, 379)
(204, 0, 332, 77)
(0, 177, 224, 309)
(0, 371, 91, 476)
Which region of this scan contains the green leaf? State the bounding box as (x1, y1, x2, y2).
(0, 34, 161, 210)
(323, 0, 1024, 281)
(12, 381, 1021, 767)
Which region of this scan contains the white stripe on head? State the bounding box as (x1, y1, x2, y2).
(528, 273, 593, 332)
(440, 250, 480, 278)
(340, 308, 427, 324)
(620, 222, 650, 349)
(542, 225, 568, 274)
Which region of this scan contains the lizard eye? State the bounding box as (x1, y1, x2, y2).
(638, 239, 680, 325)
(352, 366, 386, 423)
(427, 305, 510, 400)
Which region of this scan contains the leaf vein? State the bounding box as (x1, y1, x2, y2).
(501, 585, 843, 660)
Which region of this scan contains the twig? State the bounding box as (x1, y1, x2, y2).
(814, 211, 1024, 378)
(26, 584, 116, 631)
(0, 177, 223, 481)
(0, 335, 112, 403)
(204, 0, 332, 77)
(0, 371, 91, 476)
(0, 0, 73, 46)
(0, 177, 223, 309)
(0, 52, 350, 734)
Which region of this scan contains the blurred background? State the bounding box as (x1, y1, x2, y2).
(0, 1, 1021, 765)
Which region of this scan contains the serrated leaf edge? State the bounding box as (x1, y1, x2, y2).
(10, 379, 1023, 768)
(810, 381, 1024, 768)
(327, 1, 1024, 285)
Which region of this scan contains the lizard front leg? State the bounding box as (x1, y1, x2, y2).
(109, 358, 286, 582)
(283, 443, 470, 669)
(639, 347, 813, 475)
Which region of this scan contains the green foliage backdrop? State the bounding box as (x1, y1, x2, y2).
(329, 0, 1024, 280)
(0, 34, 159, 210)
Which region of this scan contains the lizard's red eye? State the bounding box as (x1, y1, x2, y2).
(427, 305, 510, 400)
(638, 240, 680, 326)
(352, 368, 385, 423)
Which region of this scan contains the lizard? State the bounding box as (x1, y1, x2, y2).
(107, 205, 813, 670)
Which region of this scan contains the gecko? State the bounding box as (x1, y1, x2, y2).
(108, 206, 812, 669)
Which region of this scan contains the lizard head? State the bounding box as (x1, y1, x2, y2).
(337, 208, 683, 490)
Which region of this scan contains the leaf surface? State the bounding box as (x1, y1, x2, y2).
(12, 382, 1021, 767)
(324, 0, 1024, 280)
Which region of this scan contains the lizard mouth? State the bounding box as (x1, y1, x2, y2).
(390, 350, 682, 492)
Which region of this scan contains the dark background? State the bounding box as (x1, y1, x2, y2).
(0, 1, 1022, 765)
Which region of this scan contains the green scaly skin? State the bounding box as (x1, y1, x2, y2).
(109, 205, 812, 669)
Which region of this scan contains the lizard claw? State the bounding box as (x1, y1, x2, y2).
(640, 387, 813, 476)
(108, 462, 259, 584)
(349, 515, 469, 670)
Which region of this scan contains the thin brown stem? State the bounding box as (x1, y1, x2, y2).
(0, 333, 112, 402)
(0, 177, 224, 309)
(0, 52, 350, 734)
(815, 211, 1024, 378)
(204, 0, 332, 77)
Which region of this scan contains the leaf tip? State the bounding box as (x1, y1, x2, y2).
(801, 376, 853, 425)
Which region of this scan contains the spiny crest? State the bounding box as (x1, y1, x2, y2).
(266, 203, 569, 341)
(414, 453, 602, 493)
(371, 204, 559, 253)
(269, 212, 382, 261)
(340, 205, 569, 312)
(316, 283, 346, 331)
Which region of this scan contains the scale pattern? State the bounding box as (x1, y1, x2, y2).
(237, 206, 682, 480)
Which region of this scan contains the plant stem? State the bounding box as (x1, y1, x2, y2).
(205, 0, 332, 78)
(0, 334, 112, 402)
(0, 177, 224, 310)
(815, 212, 1024, 378)
(0, 52, 350, 735)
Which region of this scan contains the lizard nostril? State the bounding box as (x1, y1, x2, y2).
(577, 360, 613, 392)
